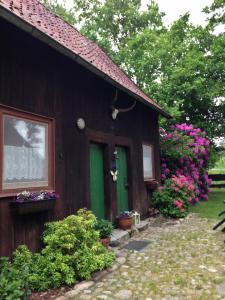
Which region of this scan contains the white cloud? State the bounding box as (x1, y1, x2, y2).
(63, 0, 214, 26)
(143, 0, 213, 26)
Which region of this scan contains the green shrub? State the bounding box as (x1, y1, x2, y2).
(10, 209, 115, 292)
(0, 257, 28, 300)
(95, 219, 114, 238)
(152, 176, 195, 218)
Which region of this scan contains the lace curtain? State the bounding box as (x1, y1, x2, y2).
(3, 115, 48, 189)
(143, 144, 153, 179)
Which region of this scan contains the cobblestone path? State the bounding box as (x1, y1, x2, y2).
(74, 215, 225, 300)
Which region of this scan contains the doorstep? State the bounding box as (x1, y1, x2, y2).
(109, 219, 150, 247)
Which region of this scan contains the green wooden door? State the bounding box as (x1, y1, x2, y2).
(90, 143, 105, 219)
(116, 146, 129, 213)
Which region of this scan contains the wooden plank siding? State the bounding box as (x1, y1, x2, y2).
(0, 17, 161, 256)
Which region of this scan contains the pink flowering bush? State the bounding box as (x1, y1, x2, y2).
(160, 124, 212, 204)
(152, 175, 195, 218)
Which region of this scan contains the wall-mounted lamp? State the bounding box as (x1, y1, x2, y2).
(77, 118, 85, 130)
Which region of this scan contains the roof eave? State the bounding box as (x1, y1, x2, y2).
(0, 5, 171, 119)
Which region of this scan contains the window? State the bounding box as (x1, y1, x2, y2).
(0, 106, 54, 195)
(142, 144, 154, 180)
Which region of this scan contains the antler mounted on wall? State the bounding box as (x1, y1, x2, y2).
(111, 89, 136, 120)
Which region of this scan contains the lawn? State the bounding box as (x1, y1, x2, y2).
(190, 188, 225, 219)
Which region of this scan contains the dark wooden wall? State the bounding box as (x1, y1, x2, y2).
(0, 17, 161, 256)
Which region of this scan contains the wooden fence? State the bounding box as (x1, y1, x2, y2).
(209, 174, 225, 188)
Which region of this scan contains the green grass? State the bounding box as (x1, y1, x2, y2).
(189, 189, 225, 219)
(209, 169, 225, 175)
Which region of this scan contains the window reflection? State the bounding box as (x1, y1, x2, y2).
(3, 115, 48, 189)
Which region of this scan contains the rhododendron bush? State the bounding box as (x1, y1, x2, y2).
(152, 123, 212, 218)
(152, 175, 195, 218)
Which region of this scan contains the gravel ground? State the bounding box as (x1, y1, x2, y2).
(72, 214, 225, 300)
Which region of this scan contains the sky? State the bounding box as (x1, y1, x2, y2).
(63, 0, 214, 26)
(148, 0, 213, 26)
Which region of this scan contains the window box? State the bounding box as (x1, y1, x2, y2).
(10, 198, 56, 215)
(145, 180, 159, 191)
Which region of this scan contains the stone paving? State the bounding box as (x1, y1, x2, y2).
(65, 214, 225, 300)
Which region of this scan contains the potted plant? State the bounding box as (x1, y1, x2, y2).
(117, 211, 133, 230)
(95, 219, 114, 247)
(10, 190, 59, 215)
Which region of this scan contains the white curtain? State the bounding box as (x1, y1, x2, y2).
(143, 145, 153, 179)
(3, 115, 48, 188)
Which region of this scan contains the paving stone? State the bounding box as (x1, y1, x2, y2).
(115, 289, 132, 299)
(92, 270, 108, 282)
(65, 281, 94, 298)
(216, 284, 225, 295)
(96, 295, 108, 299)
(116, 256, 126, 264)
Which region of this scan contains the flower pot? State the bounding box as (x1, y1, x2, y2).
(118, 217, 133, 230)
(100, 237, 110, 247)
(10, 198, 56, 215)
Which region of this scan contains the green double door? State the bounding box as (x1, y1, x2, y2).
(90, 143, 129, 219)
(116, 146, 129, 213)
(90, 143, 105, 219)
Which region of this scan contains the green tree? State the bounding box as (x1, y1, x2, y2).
(204, 0, 225, 27)
(42, 0, 225, 138)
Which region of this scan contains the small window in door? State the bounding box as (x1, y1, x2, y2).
(142, 144, 154, 180)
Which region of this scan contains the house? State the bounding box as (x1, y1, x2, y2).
(0, 0, 169, 256)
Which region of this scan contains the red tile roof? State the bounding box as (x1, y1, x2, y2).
(0, 0, 169, 116)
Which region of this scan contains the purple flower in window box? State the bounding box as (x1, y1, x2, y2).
(11, 190, 59, 215)
(16, 190, 59, 202)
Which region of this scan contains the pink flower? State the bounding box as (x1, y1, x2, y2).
(174, 200, 183, 209)
(187, 197, 192, 203)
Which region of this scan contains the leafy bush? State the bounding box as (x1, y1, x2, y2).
(11, 209, 115, 292)
(95, 219, 114, 238)
(0, 256, 28, 300)
(152, 176, 195, 218)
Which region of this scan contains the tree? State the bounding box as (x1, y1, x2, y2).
(119, 14, 225, 137)
(42, 0, 225, 139)
(203, 0, 225, 27)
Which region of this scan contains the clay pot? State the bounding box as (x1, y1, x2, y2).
(100, 237, 110, 247)
(118, 217, 133, 230)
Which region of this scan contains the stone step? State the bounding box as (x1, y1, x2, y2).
(136, 220, 149, 231)
(110, 229, 130, 247)
(109, 219, 149, 247)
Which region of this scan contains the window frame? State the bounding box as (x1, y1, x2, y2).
(0, 105, 55, 197)
(142, 143, 155, 181)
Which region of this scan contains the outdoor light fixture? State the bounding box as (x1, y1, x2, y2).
(132, 211, 141, 226)
(77, 118, 85, 130)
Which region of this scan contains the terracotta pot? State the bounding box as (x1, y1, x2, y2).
(100, 237, 110, 247)
(118, 217, 133, 230)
